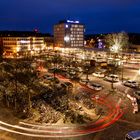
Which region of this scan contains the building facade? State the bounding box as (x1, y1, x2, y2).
(2, 37, 45, 57)
(0, 31, 48, 58)
(54, 20, 85, 48)
(44, 36, 54, 50)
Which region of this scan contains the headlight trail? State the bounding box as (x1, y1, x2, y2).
(0, 74, 125, 138)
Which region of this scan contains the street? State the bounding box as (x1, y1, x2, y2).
(0, 66, 140, 140)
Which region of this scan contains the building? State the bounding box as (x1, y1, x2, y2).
(44, 36, 54, 50)
(2, 36, 45, 57)
(54, 20, 85, 48)
(0, 31, 50, 58)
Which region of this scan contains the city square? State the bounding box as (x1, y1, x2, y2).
(0, 0, 140, 140)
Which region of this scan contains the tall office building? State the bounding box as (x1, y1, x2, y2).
(54, 20, 85, 48)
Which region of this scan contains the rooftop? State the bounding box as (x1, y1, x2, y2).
(0, 31, 52, 37)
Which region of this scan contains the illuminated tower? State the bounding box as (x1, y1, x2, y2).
(54, 20, 85, 48)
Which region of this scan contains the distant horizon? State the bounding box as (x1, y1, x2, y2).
(0, 29, 140, 35)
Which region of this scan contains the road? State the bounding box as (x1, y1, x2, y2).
(0, 67, 140, 140)
(0, 75, 123, 139)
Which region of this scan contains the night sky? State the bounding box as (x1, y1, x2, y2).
(0, 0, 140, 34)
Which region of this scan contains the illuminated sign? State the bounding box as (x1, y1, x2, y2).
(67, 20, 79, 23)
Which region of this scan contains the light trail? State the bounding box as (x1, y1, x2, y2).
(0, 74, 124, 138)
(0, 121, 64, 134)
(0, 97, 124, 137)
(19, 121, 72, 129)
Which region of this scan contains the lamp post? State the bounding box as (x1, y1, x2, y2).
(82, 50, 89, 81)
(121, 61, 124, 82)
(109, 47, 119, 92)
(118, 60, 124, 83)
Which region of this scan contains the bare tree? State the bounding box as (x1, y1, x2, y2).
(105, 32, 129, 90)
(105, 32, 129, 55)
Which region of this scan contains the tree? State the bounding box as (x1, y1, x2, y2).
(105, 32, 129, 90)
(51, 52, 62, 78)
(15, 59, 37, 111)
(82, 50, 92, 81)
(89, 38, 95, 48)
(105, 32, 129, 55)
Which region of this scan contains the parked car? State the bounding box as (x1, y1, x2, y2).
(43, 74, 53, 80)
(104, 74, 119, 82)
(79, 79, 89, 85)
(87, 82, 103, 91)
(123, 80, 139, 88)
(93, 71, 105, 78)
(125, 130, 140, 140)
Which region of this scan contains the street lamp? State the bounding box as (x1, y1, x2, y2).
(121, 61, 124, 82)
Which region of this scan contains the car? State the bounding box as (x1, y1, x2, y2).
(104, 74, 119, 82)
(87, 82, 103, 91)
(69, 70, 76, 75)
(123, 80, 139, 88)
(125, 130, 140, 140)
(79, 79, 89, 85)
(42, 74, 53, 80)
(93, 72, 105, 78)
(96, 58, 106, 62)
(134, 90, 140, 100)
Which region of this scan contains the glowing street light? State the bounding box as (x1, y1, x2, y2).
(81, 55, 85, 60)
